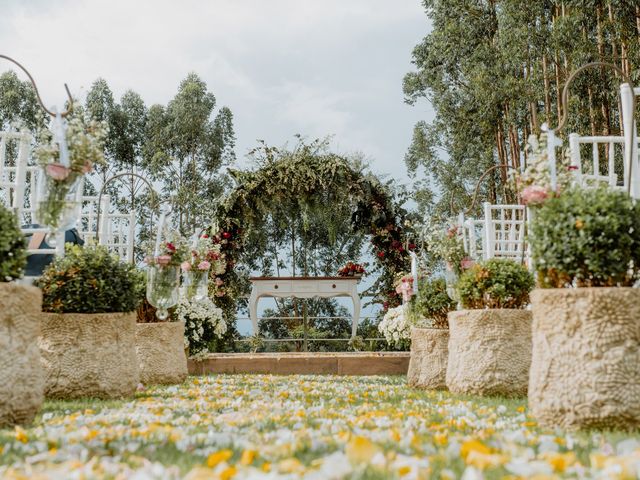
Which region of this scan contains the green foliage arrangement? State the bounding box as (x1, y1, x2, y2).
(457, 259, 534, 309)
(409, 278, 456, 328)
(530, 186, 640, 288)
(211, 138, 413, 322)
(0, 204, 27, 282)
(40, 244, 145, 313)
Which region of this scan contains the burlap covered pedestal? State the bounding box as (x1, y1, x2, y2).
(529, 288, 640, 430)
(39, 312, 139, 399)
(0, 283, 44, 426)
(407, 327, 449, 390)
(446, 309, 532, 397)
(136, 321, 188, 385)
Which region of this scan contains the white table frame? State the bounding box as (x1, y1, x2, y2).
(248, 276, 361, 340)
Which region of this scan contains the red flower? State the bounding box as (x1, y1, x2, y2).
(222, 232, 232, 239)
(383, 301, 389, 311)
(567, 165, 579, 171)
(166, 243, 176, 253)
(408, 243, 417, 251)
(377, 251, 385, 258)
(201, 234, 209, 239)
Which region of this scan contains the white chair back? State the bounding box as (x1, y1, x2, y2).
(482, 202, 528, 262)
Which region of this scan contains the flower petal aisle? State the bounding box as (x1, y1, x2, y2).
(1, 375, 639, 479)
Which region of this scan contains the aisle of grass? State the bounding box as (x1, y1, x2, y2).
(0, 375, 638, 479)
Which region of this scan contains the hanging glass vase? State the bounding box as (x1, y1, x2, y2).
(181, 267, 209, 302)
(146, 264, 180, 321)
(444, 263, 460, 304)
(35, 166, 82, 234)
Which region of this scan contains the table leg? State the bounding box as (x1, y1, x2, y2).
(350, 291, 361, 340)
(249, 290, 259, 336)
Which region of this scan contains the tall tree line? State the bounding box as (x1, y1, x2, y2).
(404, 0, 640, 217)
(0, 70, 236, 242)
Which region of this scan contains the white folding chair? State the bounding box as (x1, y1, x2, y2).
(482, 202, 528, 263)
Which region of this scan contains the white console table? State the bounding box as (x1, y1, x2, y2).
(248, 276, 361, 340)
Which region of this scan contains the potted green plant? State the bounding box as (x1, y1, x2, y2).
(0, 204, 44, 426)
(38, 244, 144, 399)
(406, 278, 456, 390)
(528, 186, 640, 429)
(446, 258, 534, 397)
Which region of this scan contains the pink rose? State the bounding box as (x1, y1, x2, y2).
(46, 163, 71, 181)
(460, 257, 475, 270)
(198, 260, 211, 271)
(215, 277, 224, 286)
(156, 255, 171, 266)
(181, 261, 191, 272)
(521, 185, 549, 205)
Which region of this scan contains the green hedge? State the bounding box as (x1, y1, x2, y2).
(457, 259, 533, 309)
(40, 244, 145, 313)
(0, 204, 26, 282)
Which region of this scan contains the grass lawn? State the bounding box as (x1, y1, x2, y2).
(0, 375, 638, 479)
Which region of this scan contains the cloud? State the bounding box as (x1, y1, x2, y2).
(0, 0, 432, 183)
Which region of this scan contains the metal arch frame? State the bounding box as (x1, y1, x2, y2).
(0, 54, 74, 118)
(95, 172, 159, 245)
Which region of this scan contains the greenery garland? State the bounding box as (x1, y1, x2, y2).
(208, 145, 414, 324)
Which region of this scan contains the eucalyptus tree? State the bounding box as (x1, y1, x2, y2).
(143, 72, 236, 235)
(0, 70, 47, 132)
(405, 0, 640, 217)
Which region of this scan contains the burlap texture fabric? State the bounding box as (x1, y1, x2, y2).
(407, 327, 449, 390)
(446, 309, 532, 397)
(0, 283, 44, 426)
(136, 321, 188, 385)
(529, 288, 640, 430)
(39, 312, 139, 399)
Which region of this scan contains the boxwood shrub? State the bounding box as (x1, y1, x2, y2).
(408, 278, 456, 328)
(457, 259, 534, 309)
(40, 244, 145, 313)
(530, 186, 640, 287)
(0, 204, 27, 282)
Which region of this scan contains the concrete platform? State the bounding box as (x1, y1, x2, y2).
(188, 352, 410, 376)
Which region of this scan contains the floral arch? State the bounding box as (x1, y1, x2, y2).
(207, 144, 414, 322)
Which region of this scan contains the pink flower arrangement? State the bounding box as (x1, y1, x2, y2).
(521, 185, 549, 206)
(460, 257, 475, 270)
(395, 275, 415, 303)
(45, 163, 71, 181)
(198, 260, 211, 271)
(181, 261, 191, 272)
(156, 255, 171, 266)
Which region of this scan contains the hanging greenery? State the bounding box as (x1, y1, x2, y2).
(207, 139, 415, 323)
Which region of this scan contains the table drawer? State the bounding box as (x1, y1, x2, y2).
(269, 281, 292, 293)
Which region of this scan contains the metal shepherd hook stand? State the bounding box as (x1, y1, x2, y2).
(95, 172, 160, 248)
(0, 54, 74, 118)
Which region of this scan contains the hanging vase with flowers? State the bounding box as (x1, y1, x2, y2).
(180, 234, 226, 302)
(34, 113, 107, 234)
(146, 229, 189, 321)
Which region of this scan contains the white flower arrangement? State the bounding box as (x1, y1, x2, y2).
(176, 297, 227, 357)
(378, 305, 411, 347)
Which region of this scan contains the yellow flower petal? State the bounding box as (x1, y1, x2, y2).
(206, 449, 233, 468)
(460, 439, 491, 460)
(346, 436, 380, 464)
(240, 449, 256, 465)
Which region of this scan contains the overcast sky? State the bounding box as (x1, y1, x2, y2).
(1, 0, 433, 184)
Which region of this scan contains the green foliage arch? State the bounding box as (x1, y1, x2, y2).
(209, 141, 413, 320)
